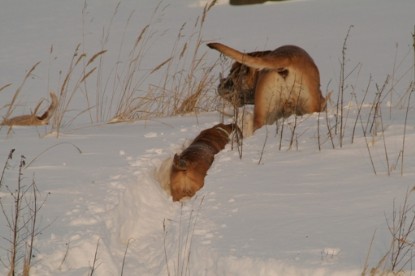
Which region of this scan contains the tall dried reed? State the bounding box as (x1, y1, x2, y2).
(108, 0, 220, 123)
(0, 62, 40, 134)
(1, 1, 220, 135)
(0, 151, 49, 276)
(51, 44, 105, 136)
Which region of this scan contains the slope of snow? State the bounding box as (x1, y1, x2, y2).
(1, 0, 415, 275)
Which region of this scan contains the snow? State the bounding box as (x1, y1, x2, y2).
(1, 0, 415, 275)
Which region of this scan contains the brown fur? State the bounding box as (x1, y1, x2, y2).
(170, 123, 237, 201)
(208, 42, 329, 132)
(1, 92, 58, 126)
(217, 50, 272, 107)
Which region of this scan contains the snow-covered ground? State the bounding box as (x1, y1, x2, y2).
(1, 0, 415, 275)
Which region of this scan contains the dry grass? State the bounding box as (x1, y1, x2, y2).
(51, 44, 106, 137)
(1, 1, 221, 136)
(108, 0, 220, 123)
(163, 196, 205, 276)
(0, 150, 50, 276)
(0, 62, 41, 134)
(0, 7, 413, 275)
(363, 188, 415, 275)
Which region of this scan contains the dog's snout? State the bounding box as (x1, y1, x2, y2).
(219, 78, 234, 91)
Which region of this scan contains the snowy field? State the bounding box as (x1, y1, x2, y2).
(1, 0, 415, 275)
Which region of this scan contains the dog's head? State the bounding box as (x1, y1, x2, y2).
(170, 154, 207, 202)
(218, 62, 257, 107)
(169, 123, 239, 201)
(218, 50, 272, 107)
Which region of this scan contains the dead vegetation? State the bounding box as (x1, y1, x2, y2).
(0, 2, 414, 275)
(0, 150, 50, 276)
(108, 0, 220, 123)
(0, 1, 221, 136)
(1, 92, 58, 128)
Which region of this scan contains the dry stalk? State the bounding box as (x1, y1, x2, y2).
(0, 149, 15, 189)
(58, 242, 71, 271)
(364, 188, 415, 274)
(351, 75, 371, 143)
(163, 219, 171, 276)
(336, 26, 353, 142)
(0, 62, 40, 133)
(278, 117, 286, 151)
(0, 154, 49, 276)
(387, 190, 415, 272)
(0, 83, 12, 94)
(359, 110, 377, 175)
(317, 108, 322, 151)
(400, 25, 415, 176)
(377, 107, 391, 175)
(324, 102, 336, 149)
(89, 238, 100, 276)
(24, 142, 82, 169)
(120, 238, 133, 276)
(335, 26, 361, 148)
(163, 196, 205, 276)
(52, 44, 103, 136)
(288, 115, 299, 150)
(361, 230, 377, 276)
(258, 126, 269, 165)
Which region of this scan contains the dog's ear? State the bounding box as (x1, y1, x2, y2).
(173, 154, 188, 171)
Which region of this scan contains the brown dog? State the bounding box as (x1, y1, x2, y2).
(1, 92, 58, 126)
(217, 50, 272, 107)
(208, 42, 329, 132)
(170, 123, 238, 201)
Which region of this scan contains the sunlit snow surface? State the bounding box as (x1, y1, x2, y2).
(1, 0, 415, 275)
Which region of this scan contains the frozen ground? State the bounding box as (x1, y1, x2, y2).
(1, 0, 415, 275)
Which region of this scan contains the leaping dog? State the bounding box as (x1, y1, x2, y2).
(208, 42, 329, 133)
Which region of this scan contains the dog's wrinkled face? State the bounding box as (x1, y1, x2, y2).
(170, 154, 206, 201)
(218, 62, 257, 107)
(217, 50, 272, 107)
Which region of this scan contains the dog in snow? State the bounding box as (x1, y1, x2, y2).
(208, 42, 330, 135)
(170, 123, 239, 201)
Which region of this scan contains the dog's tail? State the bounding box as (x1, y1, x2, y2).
(207, 42, 290, 70)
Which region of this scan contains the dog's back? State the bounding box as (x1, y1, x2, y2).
(208, 43, 328, 132)
(170, 123, 237, 201)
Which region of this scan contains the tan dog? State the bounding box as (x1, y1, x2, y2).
(208, 42, 329, 132)
(217, 50, 272, 107)
(1, 92, 58, 126)
(170, 123, 238, 202)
